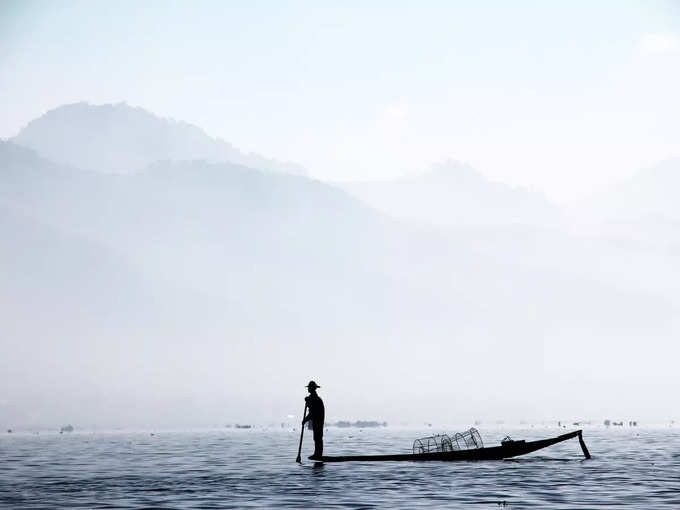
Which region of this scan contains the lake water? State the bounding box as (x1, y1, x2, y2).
(1, 426, 678, 508)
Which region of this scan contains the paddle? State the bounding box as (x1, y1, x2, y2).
(295, 403, 308, 463)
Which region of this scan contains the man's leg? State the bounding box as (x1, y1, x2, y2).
(313, 425, 323, 457)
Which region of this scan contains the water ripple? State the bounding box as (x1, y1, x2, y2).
(1, 428, 678, 508)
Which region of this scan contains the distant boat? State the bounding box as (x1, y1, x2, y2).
(319, 429, 590, 463)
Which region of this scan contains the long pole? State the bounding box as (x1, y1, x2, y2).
(578, 431, 591, 459)
(295, 403, 308, 463)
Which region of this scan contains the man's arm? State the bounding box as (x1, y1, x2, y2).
(302, 396, 311, 424)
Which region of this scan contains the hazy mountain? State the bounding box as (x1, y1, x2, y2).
(2, 138, 676, 426)
(574, 158, 680, 222)
(562, 159, 680, 278)
(0, 141, 402, 320)
(12, 102, 307, 176)
(0, 200, 273, 426)
(341, 160, 560, 228)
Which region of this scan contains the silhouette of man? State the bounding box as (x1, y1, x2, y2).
(302, 380, 325, 460)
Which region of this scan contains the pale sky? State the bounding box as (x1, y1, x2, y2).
(1, 0, 679, 202)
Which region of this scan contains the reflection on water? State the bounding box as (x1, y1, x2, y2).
(1, 427, 678, 508)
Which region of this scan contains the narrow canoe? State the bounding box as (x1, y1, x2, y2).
(319, 429, 591, 462)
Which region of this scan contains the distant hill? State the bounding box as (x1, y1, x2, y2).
(341, 160, 560, 228)
(1, 139, 667, 338)
(2, 138, 677, 425)
(0, 140, 445, 332)
(12, 102, 307, 176)
(574, 158, 680, 222)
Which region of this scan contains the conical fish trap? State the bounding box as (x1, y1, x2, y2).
(412, 428, 483, 454)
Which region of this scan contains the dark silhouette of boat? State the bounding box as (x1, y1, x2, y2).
(319, 429, 590, 462)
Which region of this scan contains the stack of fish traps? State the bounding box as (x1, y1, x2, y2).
(412, 428, 484, 454)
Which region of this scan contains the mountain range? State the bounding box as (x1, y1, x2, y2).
(340, 160, 560, 228)
(1, 102, 678, 426)
(572, 158, 680, 223)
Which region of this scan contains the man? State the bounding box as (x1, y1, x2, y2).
(302, 380, 325, 460)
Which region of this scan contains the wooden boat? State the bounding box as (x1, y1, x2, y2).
(319, 429, 591, 462)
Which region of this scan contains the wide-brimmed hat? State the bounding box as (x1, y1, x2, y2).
(306, 380, 321, 389)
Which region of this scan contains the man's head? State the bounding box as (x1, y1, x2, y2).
(306, 380, 320, 394)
